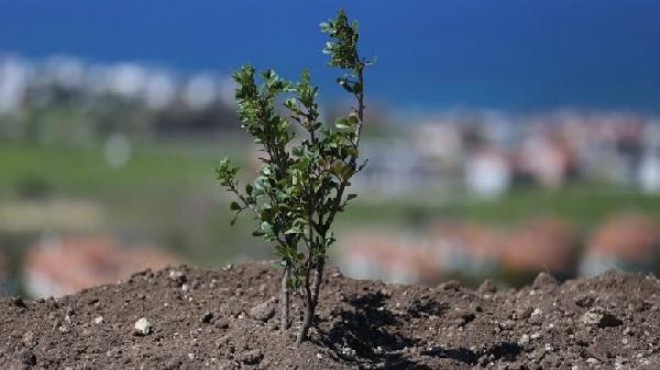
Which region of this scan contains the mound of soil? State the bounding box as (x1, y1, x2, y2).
(2, 262, 660, 369)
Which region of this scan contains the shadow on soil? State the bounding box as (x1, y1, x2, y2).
(315, 291, 522, 369)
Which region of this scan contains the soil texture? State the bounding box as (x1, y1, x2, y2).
(2, 261, 660, 369)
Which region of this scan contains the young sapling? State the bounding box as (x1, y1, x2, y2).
(216, 9, 371, 344)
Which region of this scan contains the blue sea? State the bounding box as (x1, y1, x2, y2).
(1, 0, 659, 114)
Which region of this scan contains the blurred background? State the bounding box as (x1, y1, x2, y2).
(2, 0, 660, 297)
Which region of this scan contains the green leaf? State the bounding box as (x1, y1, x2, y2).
(285, 226, 303, 235)
(230, 201, 241, 211)
(285, 97, 297, 110)
(335, 117, 350, 130)
(347, 112, 359, 125)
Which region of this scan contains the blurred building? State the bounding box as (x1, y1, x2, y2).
(0, 55, 30, 114)
(23, 235, 182, 297)
(638, 125, 660, 194)
(355, 140, 438, 195)
(142, 70, 177, 110)
(639, 150, 660, 194)
(338, 232, 442, 284)
(465, 147, 511, 199)
(514, 134, 575, 189)
(580, 213, 660, 276)
(500, 217, 578, 278)
(428, 222, 506, 277)
(339, 218, 579, 285)
(182, 73, 219, 109)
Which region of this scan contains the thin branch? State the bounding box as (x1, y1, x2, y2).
(228, 183, 258, 216)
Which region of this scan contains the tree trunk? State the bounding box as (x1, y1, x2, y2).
(296, 256, 325, 344)
(280, 264, 290, 332)
(296, 303, 312, 344)
(296, 287, 314, 344)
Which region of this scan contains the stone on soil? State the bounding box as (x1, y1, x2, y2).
(21, 350, 37, 366)
(240, 349, 263, 365)
(200, 311, 213, 324)
(168, 270, 187, 286)
(134, 318, 153, 336)
(581, 307, 622, 328)
(249, 301, 275, 322)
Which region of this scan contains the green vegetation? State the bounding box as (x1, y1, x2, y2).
(336, 183, 660, 231)
(0, 141, 224, 196)
(217, 10, 371, 343)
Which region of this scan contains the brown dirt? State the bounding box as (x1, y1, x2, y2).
(1, 261, 660, 369)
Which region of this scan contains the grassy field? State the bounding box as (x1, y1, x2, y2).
(0, 140, 241, 197)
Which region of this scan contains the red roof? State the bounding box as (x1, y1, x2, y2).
(24, 235, 182, 297)
(586, 213, 660, 262)
(500, 217, 577, 272)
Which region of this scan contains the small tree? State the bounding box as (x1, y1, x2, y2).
(216, 9, 370, 344)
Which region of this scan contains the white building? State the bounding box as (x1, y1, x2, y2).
(182, 73, 218, 109)
(0, 56, 29, 113)
(465, 148, 511, 199)
(142, 70, 177, 110)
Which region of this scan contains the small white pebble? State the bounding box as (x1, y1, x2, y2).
(341, 346, 356, 358)
(188, 353, 195, 360)
(94, 316, 104, 324)
(134, 318, 153, 336)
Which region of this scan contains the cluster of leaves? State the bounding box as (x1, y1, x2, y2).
(216, 9, 370, 344)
